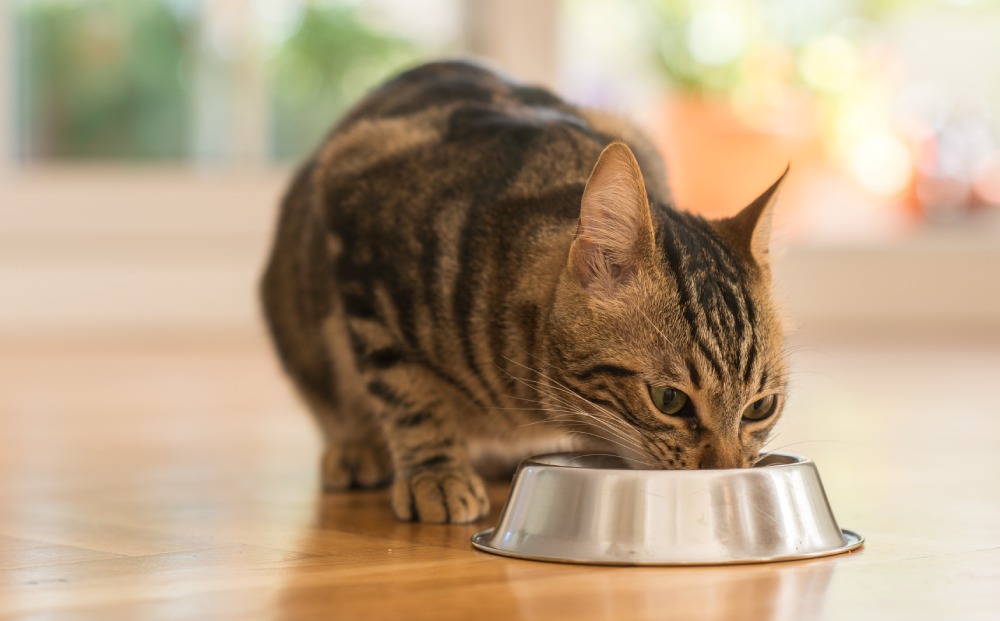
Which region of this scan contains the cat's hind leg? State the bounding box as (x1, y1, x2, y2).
(307, 392, 393, 490)
(309, 314, 394, 490)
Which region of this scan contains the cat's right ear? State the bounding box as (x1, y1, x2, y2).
(569, 142, 656, 292)
(712, 167, 788, 272)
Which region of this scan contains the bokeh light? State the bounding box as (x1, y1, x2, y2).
(687, 6, 746, 67)
(849, 131, 914, 197)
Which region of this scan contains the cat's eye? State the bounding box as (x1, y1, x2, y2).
(649, 386, 690, 416)
(742, 395, 778, 422)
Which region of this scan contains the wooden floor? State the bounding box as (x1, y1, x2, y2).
(2, 334, 999, 620)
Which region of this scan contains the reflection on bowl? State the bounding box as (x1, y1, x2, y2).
(472, 452, 863, 566)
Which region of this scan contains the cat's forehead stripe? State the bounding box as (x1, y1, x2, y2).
(685, 360, 702, 390)
(656, 209, 761, 385)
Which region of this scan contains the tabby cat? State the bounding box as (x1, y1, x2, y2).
(261, 60, 788, 524)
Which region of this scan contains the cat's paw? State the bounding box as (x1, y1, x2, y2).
(322, 441, 393, 490)
(391, 464, 489, 524)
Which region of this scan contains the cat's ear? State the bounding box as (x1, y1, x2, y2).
(714, 167, 788, 269)
(569, 142, 656, 292)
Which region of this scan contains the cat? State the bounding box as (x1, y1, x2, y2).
(261, 60, 788, 524)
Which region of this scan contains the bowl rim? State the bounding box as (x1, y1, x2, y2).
(521, 451, 810, 472)
(471, 528, 865, 566)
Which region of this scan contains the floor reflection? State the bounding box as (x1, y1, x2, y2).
(503, 557, 838, 621)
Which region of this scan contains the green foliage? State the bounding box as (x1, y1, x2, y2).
(17, 0, 195, 160)
(16, 1, 427, 162)
(268, 4, 422, 161)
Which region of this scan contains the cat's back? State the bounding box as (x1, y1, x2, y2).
(315, 60, 667, 229)
(335, 60, 574, 131)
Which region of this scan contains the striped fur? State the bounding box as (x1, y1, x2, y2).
(261, 61, 788, 523)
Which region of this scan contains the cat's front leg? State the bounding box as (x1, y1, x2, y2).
(367, 370, 489, 524)
(391, 460, 489, 524)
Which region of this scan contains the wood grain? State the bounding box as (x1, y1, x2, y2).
(1, 336, 999, 620)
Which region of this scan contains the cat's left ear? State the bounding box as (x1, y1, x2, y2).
(569, 142, 656, 292)
(712, 167, 788, 271)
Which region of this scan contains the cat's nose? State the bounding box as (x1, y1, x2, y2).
(698, 445, 742, 469)
(697, 456, 722, 469)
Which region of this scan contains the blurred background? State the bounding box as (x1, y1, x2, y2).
(2, 0, 999, 346)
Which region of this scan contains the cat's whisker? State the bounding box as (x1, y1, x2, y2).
(496, 366, 630, 436)
(496, 350, 668, 467)
(751, 428, 786, 465)
(572, 406, 658, 461)
(636, 307, 671, 344)
(499, 367, 609, 419)
(563, 432, 659, 468)
(501, 373, 583, 414)
(498, 392, 620, 418)
(492, 363, 577, 408)
(562, 451, 656, 470)
(566, 405, 650, 443)
(497, 393, 550, 405)
(780, 344, 824, 356)
(768, 368, 836, 381)
(494, 368, 657, 466)
(512, 406, 656, 465)
(757, 428, 783, 449)
(531, 384, 654, 458)
(513, 391, 653, 456)
(502, 357, 624, 422)
(781, 343, 835, 360)
(488, 405, 579, 415)
(505, 344, 568, 375)
(564, 413, 655, 455)
(496, 358, 657, 464)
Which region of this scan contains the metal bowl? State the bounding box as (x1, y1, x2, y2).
(472, 452, 863, 565)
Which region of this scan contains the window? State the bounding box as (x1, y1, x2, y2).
(11, 0, 458, 164)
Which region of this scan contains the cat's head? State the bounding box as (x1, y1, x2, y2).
(547, 142, 787, 469)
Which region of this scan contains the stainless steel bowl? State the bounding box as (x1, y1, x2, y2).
(472, 452, 862, 565)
